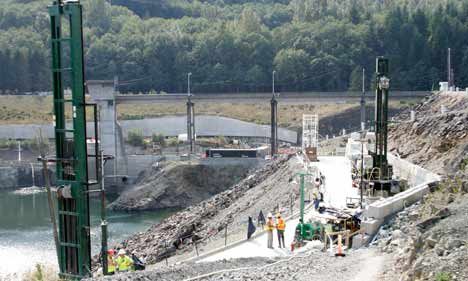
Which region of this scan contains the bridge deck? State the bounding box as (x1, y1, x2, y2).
(115, 91, 429, 104)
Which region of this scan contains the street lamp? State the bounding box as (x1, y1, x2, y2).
(187, 72, 192, 97)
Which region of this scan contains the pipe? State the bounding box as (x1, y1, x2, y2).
(41, 158, 60, 266)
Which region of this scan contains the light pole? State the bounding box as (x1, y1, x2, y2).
(360, 139, 364, 208)
(271, 70, 278, 156)
(187, 72, 195, 154)
(359, 130, 367, 208)
(360, 68, 366, 131)
(272, 70, 276, 95)
(187, 72, 192, 97)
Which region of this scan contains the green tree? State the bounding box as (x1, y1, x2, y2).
(274, 48, 310, 90)
(348, 66, 363, 91)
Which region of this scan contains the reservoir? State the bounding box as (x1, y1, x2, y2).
(0, 187, 173, 280)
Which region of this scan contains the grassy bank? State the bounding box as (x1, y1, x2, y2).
(0, 95, 418, 128)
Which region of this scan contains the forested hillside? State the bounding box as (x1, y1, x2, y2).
(1, 0, 468, 93)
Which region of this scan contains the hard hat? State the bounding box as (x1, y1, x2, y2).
(267, 213, 273, 218)
(107, 249, 115, 255)
(118, 249, 126, 255)
(276, 213, 281, 218)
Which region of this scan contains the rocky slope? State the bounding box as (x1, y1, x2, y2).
(389, 91, 468, 175)
(109, 161, 254, 211)
(107, 155, 302, 265)
(375, 91, 468, 281)
(376, 182, 468, 281)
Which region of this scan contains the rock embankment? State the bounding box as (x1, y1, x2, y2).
(111, 155, 300, 265)
(376, 183, 468, 281)
(376, 91, 468, 281)
(109, 161, 253, 211)
(389, 91, 468, 174)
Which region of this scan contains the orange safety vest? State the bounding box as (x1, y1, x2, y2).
(276, 218, 285, 231)
(265, 219, 274, 231)
(107, 255, 116, 273)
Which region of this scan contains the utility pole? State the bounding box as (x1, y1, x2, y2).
(447, 48, 453, 88)
(112, 75, 118, 183)
(270, 71, 278, 157)
(187, 72, 195, 154)
(360, 133, 365, 208)
(360, 68, 366, 131)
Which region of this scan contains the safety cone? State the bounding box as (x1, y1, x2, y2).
(335, 234, 346, 257)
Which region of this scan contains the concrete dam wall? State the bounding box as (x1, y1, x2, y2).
(0, 116, 297, 143)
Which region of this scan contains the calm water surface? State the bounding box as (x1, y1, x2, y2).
(0, 187, 173, 279)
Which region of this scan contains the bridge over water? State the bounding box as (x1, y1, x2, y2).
(114, 91, 429, 104)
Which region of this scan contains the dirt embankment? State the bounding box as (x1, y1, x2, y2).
(109, 161, 254, 211)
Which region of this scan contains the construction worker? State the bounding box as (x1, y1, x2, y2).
(258, 210, 266, 227)
(312, 187, 320, 210)
(266, 213, 275, 249)
(315, 177, 324, 201)
(247, 216, 256, 240)
(131, 251, 146, 271)
(276, 213, 286, 248)
(106, 249, 116, 275)
(116, 249, 134, 273)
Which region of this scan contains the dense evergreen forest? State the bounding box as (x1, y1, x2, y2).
(1, 0, 468, 93)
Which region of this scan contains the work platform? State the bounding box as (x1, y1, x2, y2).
(198, 156, 357, 262)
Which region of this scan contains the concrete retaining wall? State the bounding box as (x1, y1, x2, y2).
(0, 116, 297, 143)
(0, 163, 54, 190)
(361, 154, 441, 236)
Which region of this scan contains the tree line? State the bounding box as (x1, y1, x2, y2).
(1, 0, 468, 94)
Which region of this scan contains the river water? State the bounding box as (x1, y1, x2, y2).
(0, 187, 173, 279)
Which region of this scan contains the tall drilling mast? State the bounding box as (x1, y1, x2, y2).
(48, 0, 104, 278)
(370, 57, 393, 189)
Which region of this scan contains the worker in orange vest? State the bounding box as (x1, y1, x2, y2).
(265, 213, 275, 249)
(276, 213, 286, 248)
(106, 249, 116, 275)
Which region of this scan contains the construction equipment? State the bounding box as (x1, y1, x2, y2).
(293, 172, 324, 248)
(302, 114, 319, 161)
(365, 57, 399, 193)
(45, 0, 110, 278)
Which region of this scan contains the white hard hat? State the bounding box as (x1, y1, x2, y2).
(267, 213, 273, 218)
(118, 249, 126, 255)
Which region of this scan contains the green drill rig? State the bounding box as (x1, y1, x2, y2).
(365, 57, 398, 193)
(293, 172, 324, 248)
(44, 0, 109, 279)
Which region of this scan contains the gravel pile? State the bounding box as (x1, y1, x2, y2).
(89, 248, 387, 281)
